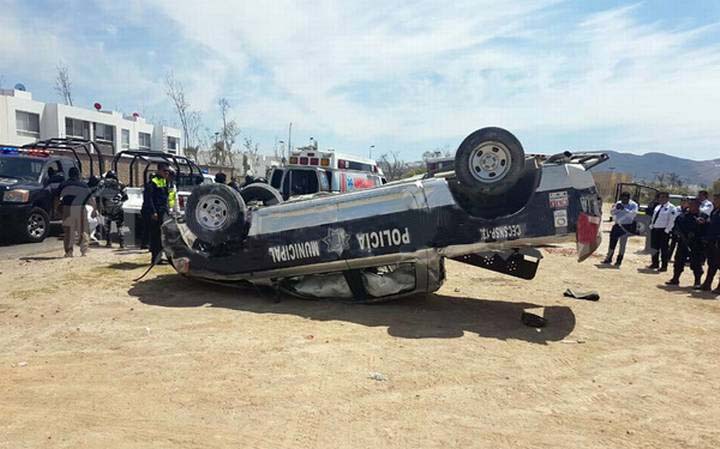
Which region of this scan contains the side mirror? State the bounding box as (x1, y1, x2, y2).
(195, 174, 204, 185)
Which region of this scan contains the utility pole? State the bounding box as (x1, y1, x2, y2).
(369, 145, 375, 159)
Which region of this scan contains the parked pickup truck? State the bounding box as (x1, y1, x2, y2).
(113, 150, 205, 245)
(0, 139, 104, 242)
(163, 127, 607, 302)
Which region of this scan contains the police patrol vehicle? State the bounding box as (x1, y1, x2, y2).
(0, 139, 104, 242)
(163, 127, 607, 302)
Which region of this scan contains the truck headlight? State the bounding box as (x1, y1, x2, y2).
(3, 189, 30, 203)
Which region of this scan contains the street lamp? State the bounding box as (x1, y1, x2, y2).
(278, 140, 286, 162)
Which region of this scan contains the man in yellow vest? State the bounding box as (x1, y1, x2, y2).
(142, 163, 175, 263)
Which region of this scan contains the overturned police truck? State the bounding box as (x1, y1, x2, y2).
(161, 127, 607, 302)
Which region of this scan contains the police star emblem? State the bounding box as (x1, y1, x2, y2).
(323, 227, 350, 257)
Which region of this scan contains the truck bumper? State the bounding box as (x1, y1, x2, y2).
(0, 203, 33, 229)
(576, 212, 602, 262)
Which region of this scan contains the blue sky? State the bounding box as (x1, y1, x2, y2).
(2, 0, 720, 160)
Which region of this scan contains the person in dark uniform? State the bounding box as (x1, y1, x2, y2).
(700, 194, 720, 292)
(666, 199, 706, 289)
(214, 172, 227, 184)
(97, 170, 128, 248)
(228, 177, 240, 191)
(142, 163, 175, 263)
(648, 192, 677, 272)
(668, 197, 689, 264)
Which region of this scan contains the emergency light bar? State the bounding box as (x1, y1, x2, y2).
(0, 147, 51, 157)
(287, 149, 377, 173)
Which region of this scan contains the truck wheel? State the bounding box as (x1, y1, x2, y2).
(185, 184, 247, 245)
(454, 127, 525, 195)
(23, 207, 50, 243)
(240, 183, 283, 207)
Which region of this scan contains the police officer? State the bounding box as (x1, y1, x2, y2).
(668, 197, 689, 265)
(228, 177, 240, 191)
(214, 172, 227, 184)
(700, 193, 720, 292)
(142, 163, 175, 263)
(97, 170, 128, 248)
(648, 192, 677, 272)
(603, 192, 638, 267)
(666, 199, 706, 288)
(698, 190, 714, 216)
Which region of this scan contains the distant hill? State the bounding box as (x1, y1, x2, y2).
(592, 151, 720, 186)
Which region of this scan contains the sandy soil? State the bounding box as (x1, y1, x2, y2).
(1, 222, 719, 449)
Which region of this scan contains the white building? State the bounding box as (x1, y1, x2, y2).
(0, 89, 181, 154)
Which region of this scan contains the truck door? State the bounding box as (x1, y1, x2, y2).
(45, 160, 65, 219)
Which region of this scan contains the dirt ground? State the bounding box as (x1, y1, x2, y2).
(1, 220, 719, 449)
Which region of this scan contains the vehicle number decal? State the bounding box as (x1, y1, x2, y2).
(356, 227, 411, 250)
(479, 225, 522, 241)
(549, 191, 569, 209)
(268, 240, 321, 263)
(554, 209, 568, 228)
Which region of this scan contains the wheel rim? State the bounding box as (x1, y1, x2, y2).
(195, 194, 229, 230)
(468, 141, 512, 183)
(27, 213, 46, 238)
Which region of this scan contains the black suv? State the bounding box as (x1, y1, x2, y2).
(0, 139, 105, 243)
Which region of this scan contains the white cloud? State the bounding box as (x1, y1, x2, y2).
(4, 1, 720, 158)
(144, 0, 720, 157)
(0, 3, 164, 111)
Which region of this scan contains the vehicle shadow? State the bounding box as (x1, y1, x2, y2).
(129, 275, 576, 344)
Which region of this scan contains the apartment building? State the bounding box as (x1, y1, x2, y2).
(0, 89, 181, 155)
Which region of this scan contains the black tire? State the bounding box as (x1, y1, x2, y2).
(22, 207, 50, 243)
(240, 183, 283, 207)
(185, 184, 247, 245)
(454, 127, 525, 195)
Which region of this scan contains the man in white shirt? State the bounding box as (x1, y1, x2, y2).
(602, 192, 638, 267)
(698, 190, 714, 216)
(648, 192, 677, 272)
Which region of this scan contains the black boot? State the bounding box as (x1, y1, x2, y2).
(658, 264, 668, 273)
(665, 276, 680, 286)
(693, 275, 703, 290)
(614, 255, 623, 267)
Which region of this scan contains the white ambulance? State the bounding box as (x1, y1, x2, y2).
(268, 146, 384, 199)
